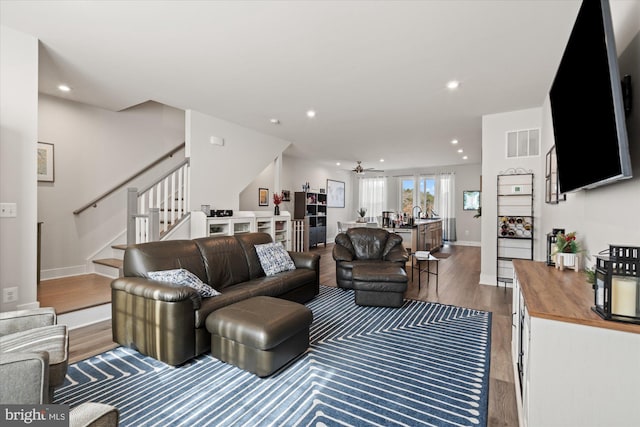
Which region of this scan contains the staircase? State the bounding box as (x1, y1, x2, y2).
(45, 145, 192, 329)
(92, 244, 127, 278)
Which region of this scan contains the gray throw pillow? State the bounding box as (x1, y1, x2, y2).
(255, 242, 296, 276)
(148, 268, 220, 297)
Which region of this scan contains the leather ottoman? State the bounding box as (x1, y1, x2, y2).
(352, 264, 408, 308)
(205, 296, 313, 377)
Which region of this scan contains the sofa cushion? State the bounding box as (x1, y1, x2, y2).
(148, 268, 221, 298)
(235, 232, 274, 279)
(255, 243, 296, 276)
(194, 236, 251, 290)
(124, 240, 208, 283)
(193, 269, 317, 328)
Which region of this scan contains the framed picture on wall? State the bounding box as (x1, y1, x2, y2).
(463, 190, 481, 211)
(37, 142, 55, 182)
(327, 179, 345, 208)
(259, 188, 269, 206)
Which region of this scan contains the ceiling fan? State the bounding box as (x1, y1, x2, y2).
(352, 161, 384, 175)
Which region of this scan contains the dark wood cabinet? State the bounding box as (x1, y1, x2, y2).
(294, 191, 327, 247)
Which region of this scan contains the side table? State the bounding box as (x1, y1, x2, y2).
(412, 251, 439, 291)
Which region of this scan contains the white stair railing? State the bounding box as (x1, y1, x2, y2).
(127, 160, 190, 244)
(291, 218, 309, 252)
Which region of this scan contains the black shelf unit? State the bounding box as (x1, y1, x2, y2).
(497, 170, 534, 286)
(294, 191, 327, 247)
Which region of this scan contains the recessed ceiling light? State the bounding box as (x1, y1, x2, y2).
(451, 139, 459, 144)
(446, 80, 460, 90)
(269, 118, 280, 124)
(336, 162, 341, 166)
(306, 110, 316, 118)
(58, 84, 71, 92)
(379, 158, 384, 162)
(462, 156, 468, 160)
(457, 149, 464, 153)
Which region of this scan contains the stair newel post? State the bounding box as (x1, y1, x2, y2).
(127, 188, 138, 245)
(149, 208, 160, 242)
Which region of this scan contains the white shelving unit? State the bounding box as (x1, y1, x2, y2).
(497, 170, 534, 286)
(190, 211, 292, 250)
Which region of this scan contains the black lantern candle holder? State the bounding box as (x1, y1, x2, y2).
(546, 228, 565, 266)
(593, 245, 640, 324)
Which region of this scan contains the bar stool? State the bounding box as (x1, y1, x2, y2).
(412, 251, 439, 291)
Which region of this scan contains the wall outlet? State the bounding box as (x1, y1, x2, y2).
(0, 203, 17, 217)
(3, 287, 18, 303)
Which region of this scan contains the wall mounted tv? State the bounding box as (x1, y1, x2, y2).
(549, 0, 632, 193)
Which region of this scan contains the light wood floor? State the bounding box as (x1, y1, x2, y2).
(54, 243, 518, 427)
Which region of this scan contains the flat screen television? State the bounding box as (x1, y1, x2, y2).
(549, 0, 632, 193)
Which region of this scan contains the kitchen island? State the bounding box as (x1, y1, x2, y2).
(384, 218, 442, 253)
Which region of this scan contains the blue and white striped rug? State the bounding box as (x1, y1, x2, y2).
(56, 286, 491, 426)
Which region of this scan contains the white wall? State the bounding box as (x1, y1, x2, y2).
(480, 13, 640, 285)
(480, 108, 543, 285)
(37, 96, 185, 278)
(239, 162, 277, 213)
(186, 110, 291, 211)
(0, 26, 39, 310)
(539, 25, 640, 270)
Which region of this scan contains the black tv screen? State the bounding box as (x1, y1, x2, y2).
(549, 0, 632, 193)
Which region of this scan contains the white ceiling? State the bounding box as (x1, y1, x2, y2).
(2, 0, 632, 173)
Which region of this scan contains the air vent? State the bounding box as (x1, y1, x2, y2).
(506, 129, 540, 158)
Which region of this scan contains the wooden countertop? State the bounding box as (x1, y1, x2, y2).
(513, 259, 640, 335)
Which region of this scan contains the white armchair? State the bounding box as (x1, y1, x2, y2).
(0, 308, 119, 426)
(0, 308, 68, 402)
(0, 353, 119, 426)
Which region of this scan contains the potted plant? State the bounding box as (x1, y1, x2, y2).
(273, 193, 283, 216)
(357, 207, 367, 223)
(553, 231, 583, 271)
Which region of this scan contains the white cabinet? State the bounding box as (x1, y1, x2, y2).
(255, 213, 292, 250)
(190, 211, 292, 250)
(512, 261, 640, 427)
(273, 215, 291, 250)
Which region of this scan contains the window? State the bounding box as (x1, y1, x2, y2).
(358, 177, 386, 220)
(401, 178, 414, 215)
(418, 176, 436, 216)
(506, 129, 540, 158)
(399, 176, 435, 216)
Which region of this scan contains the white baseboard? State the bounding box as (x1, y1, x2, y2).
(449, 240, 481, 247)
(40, 265, 87, 281)
(58, 303, 111, 330)
(479, 272, 513, 288)
(17, 301, 41, 310)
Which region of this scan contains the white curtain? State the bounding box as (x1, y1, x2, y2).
(436, 173, 456, 241)
(358, 177, 387, 223)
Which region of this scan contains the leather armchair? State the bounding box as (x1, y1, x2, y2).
(333, 227, 409, 289)
(0, 352, 119, 426)
(0, 308, 68, 402)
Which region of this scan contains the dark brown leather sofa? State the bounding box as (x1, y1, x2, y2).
(111, 232, 320, 366)
(332, 227, 409, 289)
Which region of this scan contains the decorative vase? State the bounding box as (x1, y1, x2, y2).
(274, 205, 280, 216)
